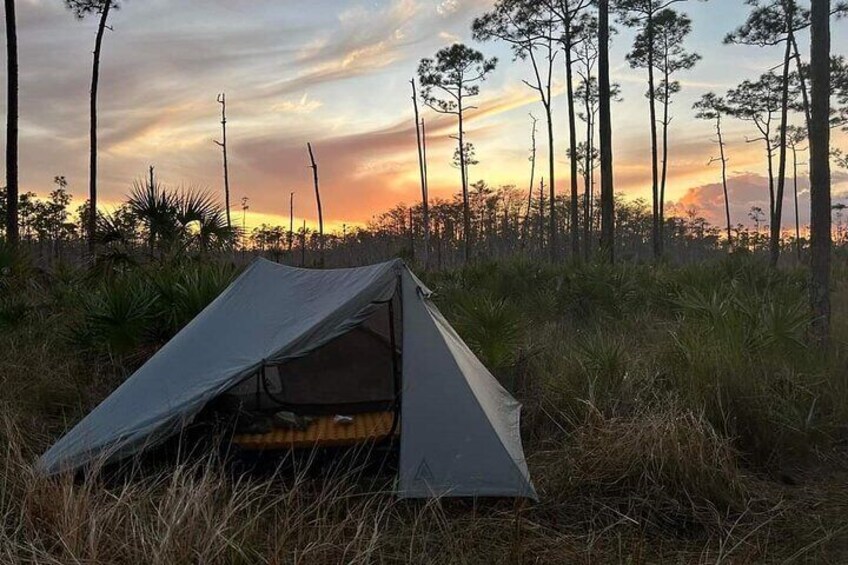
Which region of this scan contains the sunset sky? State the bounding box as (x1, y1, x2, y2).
(3, 0, 848, 232)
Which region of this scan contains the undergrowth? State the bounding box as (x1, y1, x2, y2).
(0, 250, 846, 562)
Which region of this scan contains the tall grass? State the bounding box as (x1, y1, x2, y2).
(1, 253, 847, 561)
(433, 256, 847, 467)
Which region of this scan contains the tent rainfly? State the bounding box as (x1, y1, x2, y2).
(38, 259, 537, 499)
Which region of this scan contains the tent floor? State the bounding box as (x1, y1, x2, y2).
(231, 411, 397, 450)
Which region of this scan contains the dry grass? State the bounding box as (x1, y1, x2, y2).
(2, 411, 846, 563)
(2, 256, 848, 562)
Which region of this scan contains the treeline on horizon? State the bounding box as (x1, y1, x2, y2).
(0, 2, 846, 332)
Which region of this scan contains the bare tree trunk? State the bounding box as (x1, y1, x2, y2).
(771, 35, 793, 267)
(411, 80, 430, 270)
(88, 0, 112, 254)
(435, 219, 443, 269)
(422, 118, 429, 207)
(598, 0, 615, 263)
(790, 32, 812, 130)
(288, 191, 294, 260)
(4, 0, 18, 246)
(307, 142, 324, 267)
(215, 93, 232, 230)
(717, 116, 732, 244)
(523, 114, 538, 247)
(147, 166, 156, 256)
(583, 89, 593, 261)
(646, 11, 660, 259)
(538, 177, 546, 252)
(792, 144, 801, 260)
(565, 44, 580, 260)
(422, 118, 431, 260)
(809, 0, 830, 345)
(659, 67, 670, 253)
(300, 219, 306, 267)
(545, 102, 556, 262)
(458, 97, 471, 265)
(766, 137, 776, 237)
(408, 208, 415, 262)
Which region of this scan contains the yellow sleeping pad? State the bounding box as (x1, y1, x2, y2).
(232, 411, 397, 450)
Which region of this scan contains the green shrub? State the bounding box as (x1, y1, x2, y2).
(451, 291, 525, 370)
(75, 277, 159, 358)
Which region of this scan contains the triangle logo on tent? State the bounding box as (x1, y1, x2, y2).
(414, 459, 435, 482)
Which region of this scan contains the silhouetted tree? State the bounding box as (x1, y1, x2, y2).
(288, 191, 294, 258)
(786, 125, 806, 258)
(418, 44, 497, 264)
(410, 79, 431, 269)
(127, 180, 231, 257)
(654, 10, 699, 249)
(598, 0, 615, 262)
(573, 14, 622, 259)
(725, 72, 783, 251)
(693, 92, 732, 243)
(726, 0, 809, 266)
(473, 3, 559, 259)
(619, 0, 699, 259)
(66, 0, 118, 254)
(522, 113, 538, 246)
(213, 93, 232, 229)
(809, 0, 831, 344)
(4, 0, 18, 246)
(32, 176, 75, 258)
(548, 0, 591, 259)
(307, 142, 324, 266)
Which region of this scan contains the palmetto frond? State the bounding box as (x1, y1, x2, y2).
(124, 180, 232, 254)
(176, 187, 219, 228)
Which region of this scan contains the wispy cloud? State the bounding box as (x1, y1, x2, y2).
(5, 0, 848, 234)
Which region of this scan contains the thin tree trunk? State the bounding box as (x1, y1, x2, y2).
(659, 67, 670, 253)
(458, 96, 471, 264)
(288, 191, 294, 259)
(583, 88, 593, 261)
(717, 116, 732, 244)
(646, 11, 660, 259)
(4, 0, 18, 246)
(524, 39, 556, 261)
(771, 35, 793, 267)
(545, 102, 556, 262)
(307, 142, 324, 267)
(790, 33, 812, 130)
(589, 109, 596, 239)
(792, 145, 801, 260)
(300, 219, 306, 267)
(538, 177, 546, 252)
(809, 0, 830, 345)
(408, 208, 415, 262)
(216, 93, 232, 230)
(766, 137, 775, 235)
(565, 43, 580, 260)
(88, 0, 112, 254)
(411, 80, 430, 270)
(147, 166, 156, 256)
(598, 0, 615, 263)
(422, 118, 429, 206)
(523, 114, 538, 247)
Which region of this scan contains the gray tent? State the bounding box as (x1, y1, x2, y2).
(38, 259, 537, 499)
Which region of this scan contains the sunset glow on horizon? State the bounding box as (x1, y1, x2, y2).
(4, 0, 848, 234)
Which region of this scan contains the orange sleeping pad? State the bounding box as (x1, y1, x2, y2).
(232, 411, 397, 450)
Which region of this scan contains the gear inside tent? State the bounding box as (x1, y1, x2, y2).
(38, 259, 537, 499)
